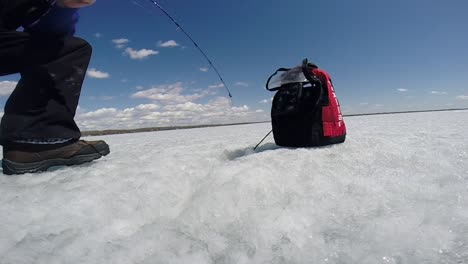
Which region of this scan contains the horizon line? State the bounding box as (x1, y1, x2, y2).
(81, 107, 468, 137)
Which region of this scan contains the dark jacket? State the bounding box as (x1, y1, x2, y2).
(25, 5, 79, 36)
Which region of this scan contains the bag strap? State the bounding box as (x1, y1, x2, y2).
(265, 67, 290, 91)
(301, 58, 324, 114)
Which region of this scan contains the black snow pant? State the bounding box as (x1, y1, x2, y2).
(0, 26, 92, 146)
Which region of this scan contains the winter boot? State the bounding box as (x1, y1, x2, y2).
(2, 139, 110, 175)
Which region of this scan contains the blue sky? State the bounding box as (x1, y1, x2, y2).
(1, 0, 467, 130)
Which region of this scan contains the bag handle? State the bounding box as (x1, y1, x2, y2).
(265, 67, 290, 91)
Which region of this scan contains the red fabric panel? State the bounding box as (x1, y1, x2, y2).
(312, 69, 347, 137)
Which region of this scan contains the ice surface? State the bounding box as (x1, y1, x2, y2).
(0, 111, 467, 264)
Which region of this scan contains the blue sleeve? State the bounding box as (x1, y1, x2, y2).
(25, 6, 79, 36)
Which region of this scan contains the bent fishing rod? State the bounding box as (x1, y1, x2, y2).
(145, 0, 233, 98)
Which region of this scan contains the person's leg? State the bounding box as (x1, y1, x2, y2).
(0, 2, 109, 175)
(0, 32, 91, 145)
(0, 31, 109, 175)
(0, 30, 30, 76)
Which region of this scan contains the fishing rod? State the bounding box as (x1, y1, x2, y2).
(145, 0, 233, 98)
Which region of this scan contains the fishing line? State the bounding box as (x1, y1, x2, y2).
(143, 0, 233, 98)
(128, 0, 156, 17)
(253, 130, 272, 150)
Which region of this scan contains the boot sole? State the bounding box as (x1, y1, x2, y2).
(2, 148, 110, 175)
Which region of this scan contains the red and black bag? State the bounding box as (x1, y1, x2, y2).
(266, 59, 346, 147)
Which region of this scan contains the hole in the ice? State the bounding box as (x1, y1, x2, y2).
(224, 143, 281, 160)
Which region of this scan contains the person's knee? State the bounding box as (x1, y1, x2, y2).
(66, 36, 92, 57)
(74, 37, 93, 55)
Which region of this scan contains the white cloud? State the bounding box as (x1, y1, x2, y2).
(89, 96, 114, 101)
(430, 91, 447, 95)
(397, 89, 408, 92)
(456, 95, 468, 100)
(235, 82, 249, 87)
(259, 99, 269, 104)
(124, 48, 159, 60)
(76, 98, 266, 131)
(200, 67, 209, 72)
(79, 108, 119, 119)
(78, 81, 267, 130)
(0, 81, 17, 96)
(232, 105, 249, 112)
(131, 82, 214, 104)
(208, 83, 225, 89)
(94, 33, 102, 38)
(158, 40, 179, 48)
(112, 39, 130, 49)
(87, 68, 110, 79)
(134, 104, 160, 111)
(112, 38, 130, 45)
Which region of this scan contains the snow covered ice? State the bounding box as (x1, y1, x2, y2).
(0, 110, 467, 264)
